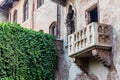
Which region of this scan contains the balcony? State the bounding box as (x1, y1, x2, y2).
(68, 22, 112, 68)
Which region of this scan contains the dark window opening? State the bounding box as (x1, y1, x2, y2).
(85, 6, 98, 24)
(66, 5, 75, 35)
(89, 7, 98, 23)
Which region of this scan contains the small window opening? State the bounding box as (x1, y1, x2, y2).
(86, 6, 98, 24)
(89, 7, 98, 23)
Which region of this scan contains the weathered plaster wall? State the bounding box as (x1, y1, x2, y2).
(33, 0, 57, 32)
(89, 58, 109, 80)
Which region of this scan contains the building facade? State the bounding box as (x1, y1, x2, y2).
(52, 0, 120, 80)
(1, 0, 120, 80)
(0, 0, 58, 34)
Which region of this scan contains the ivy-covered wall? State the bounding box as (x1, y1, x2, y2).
(0, 23, 57, 80)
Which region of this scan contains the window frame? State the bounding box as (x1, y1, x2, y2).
(66, 5, 75, 35)
(85, 3, 99, 25)
(49, 22, 57, 36)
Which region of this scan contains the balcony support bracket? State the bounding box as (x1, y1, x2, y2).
(92, 48, 112, 67)
(73, 57, 89, 73)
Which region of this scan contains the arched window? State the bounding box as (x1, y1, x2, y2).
(37, 0, 44, 8)
(66, 5, 75, 35)
(13, 10, 17, 23)
(49, 22, 57, 35)
(23, 0, 29, 22)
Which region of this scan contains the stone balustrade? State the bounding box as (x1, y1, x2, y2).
(68, 22, 112, 57)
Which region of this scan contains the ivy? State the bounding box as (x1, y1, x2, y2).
(0, 23, 58, 80)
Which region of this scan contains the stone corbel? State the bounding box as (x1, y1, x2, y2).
(92, 48, 112, 67)
(73, 57, 89, 74)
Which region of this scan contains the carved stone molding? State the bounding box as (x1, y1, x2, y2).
(92, 48, 112, 67)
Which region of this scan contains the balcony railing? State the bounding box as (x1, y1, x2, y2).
(68, 22, 112, 57)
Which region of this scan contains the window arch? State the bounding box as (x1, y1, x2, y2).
(37, 0, 44, 8)
(13, 10, 17, 23)
(23, 0, 29, 22)
(49, 22, 57, 35)
(66, 5, 75, 35)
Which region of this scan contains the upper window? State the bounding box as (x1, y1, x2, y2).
(66, 5, 75, 35)
(85, 5, 98, 24)
(49, 22, 57, 36)
(23, 0, 29, 22)
(13, 10, 17, 23)
(37, 0, 44, 8)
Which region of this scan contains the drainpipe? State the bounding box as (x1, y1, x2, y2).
(56, 4, 61, 38)
(31, 0, 35, 29)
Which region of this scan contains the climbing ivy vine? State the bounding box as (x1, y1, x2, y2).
(0, 23, 58, 80)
